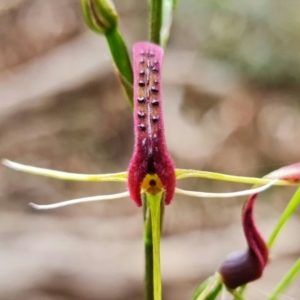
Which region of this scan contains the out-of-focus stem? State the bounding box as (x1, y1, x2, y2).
(149, 0, 163, 44)
(267, 258, 300, 300)
(267, 187, 300, 248)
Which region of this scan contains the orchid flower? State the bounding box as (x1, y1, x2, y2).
(2, 42, 292, 211)
(3, 42, 300, 300)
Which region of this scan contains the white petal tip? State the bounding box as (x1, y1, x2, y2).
(2, 159, 11, 167)
(2, 159, 20, 170)
(29, 202, 44, 210)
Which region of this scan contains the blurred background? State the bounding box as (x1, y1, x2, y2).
(0, 0, 300, 299)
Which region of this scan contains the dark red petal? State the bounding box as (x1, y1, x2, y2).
(127, 42, 176, 206)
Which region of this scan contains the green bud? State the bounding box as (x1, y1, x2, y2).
(81, 0, 118, 34)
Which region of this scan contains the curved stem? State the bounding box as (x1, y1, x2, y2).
(105, 28, 133, 107)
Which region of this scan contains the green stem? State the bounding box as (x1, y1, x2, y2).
(149, 0, 163, 44)
(146, 192, 163, 300)
(267, 187, 300, 248)
(144, 194, 154, 300)
(105, 28, 133, 107)
(267, 258, 300, 300)
(160, 0, 175, 48)
(228, 289, 246, 300)
(192, 274, 222, 300)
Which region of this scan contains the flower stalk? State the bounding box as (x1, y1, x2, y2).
(143, 194, 154, 300)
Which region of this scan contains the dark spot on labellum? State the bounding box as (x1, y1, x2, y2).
(154, 79, 159, 85)
(137, 97, 145, 103)
(151, 86, 159, 93)
(139, 70, 145, 76)
(149, 179, 156, 186)
(153, 60, 158, 65)
(152, 67, 159, 73)
(138, 124, 146, 131)
(139, 80, 145, 87)
(152, 99, 159, 106)
(148, 51, 155, 57)
(140, 58, 145, 64)
(153, 134, 158, 140)
(147, 154, 155, 174)
(152, 116, 159, 122)
(137, 112, 145, 118)
(140, 50, 145, 56)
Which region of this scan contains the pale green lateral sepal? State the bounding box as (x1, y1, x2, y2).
(145, 191, 164, 300)
(2, 160, 127, 182)
(175, 169, 297, 186)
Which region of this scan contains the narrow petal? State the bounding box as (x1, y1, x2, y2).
(2, 159, 127, 182)
(29, 191, 129, 210)
(175, 178, 277, 198)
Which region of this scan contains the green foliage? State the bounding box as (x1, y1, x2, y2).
(202, 0, 300, 85)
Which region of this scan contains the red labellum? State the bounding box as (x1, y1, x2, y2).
(127, 42, 176, 206)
